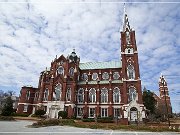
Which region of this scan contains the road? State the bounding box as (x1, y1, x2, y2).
(0, 120, 179, 135)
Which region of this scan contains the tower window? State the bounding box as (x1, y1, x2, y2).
(69, 67, 74, 76)
(128, 87, 137, 102)
(126, 31, 131, 45)
(127, 64, 135, 79)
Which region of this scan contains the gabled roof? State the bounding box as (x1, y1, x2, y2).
(79, 61, 122, 70)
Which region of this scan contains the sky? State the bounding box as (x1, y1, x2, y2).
(0, 0, 179, 113)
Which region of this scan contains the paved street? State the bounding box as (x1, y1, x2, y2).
(0, 120, 179, 135)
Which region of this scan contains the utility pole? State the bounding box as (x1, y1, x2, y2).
(161, 77, 170, 127)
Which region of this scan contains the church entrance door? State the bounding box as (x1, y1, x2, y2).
(130, 107, 138, 121)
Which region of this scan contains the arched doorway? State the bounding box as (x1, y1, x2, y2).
(130, 107, 138, 121)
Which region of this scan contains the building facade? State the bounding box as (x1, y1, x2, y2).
(17, 12, 146, 124)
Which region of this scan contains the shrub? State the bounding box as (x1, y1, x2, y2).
(0, 116, 15, 121)
(12, 113, 29, 117)
(35, 110, 46, 116)
(58, 111, 67, 119)
(82, 118, 95, 122)
(97, 117, 114, 123)
(31, 119, 75, 127)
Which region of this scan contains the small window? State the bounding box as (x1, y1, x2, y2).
(113, 72, 120, 80)
(66, 88, 71, 101)
(57, 66, 64, 75)
(92, 73, 98, 80)
(101, 108, 108, 117)
(77, 108, 83, 117)
(23, 105, 28, 112)
(102, 72, 109, 80)
(89, 108, 95, 117)
(82, 73, 88, 81)
(114, 108, 120, 118)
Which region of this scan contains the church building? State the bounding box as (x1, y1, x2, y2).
(153, 74, 172, 115)
(17, 11, 146, 125)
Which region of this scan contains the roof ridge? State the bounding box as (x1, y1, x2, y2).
(80, 61, 120, 64)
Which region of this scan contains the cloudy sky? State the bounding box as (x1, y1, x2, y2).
(0, 0, 179, 113)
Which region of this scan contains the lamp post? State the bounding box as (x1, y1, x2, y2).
(161, 78, 170, 126)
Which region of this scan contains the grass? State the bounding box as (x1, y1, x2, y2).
(30, 119, 180, 132)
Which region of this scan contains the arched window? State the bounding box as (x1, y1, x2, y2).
(43, 88, 48, 101)
(127, 64, 135, 79)
(54, 84, 62, 101)
(26, 91, 30, 100)
(77, 88, 84, 103)
(101, 88, 108, 103)
(129, 87, 137, 102)
(69, 67, 74, 76)
(89, 88, 96, 103)
(126, 31, 131, 45)
(113, 87, 120, 103)
(66, 88, 71, 101)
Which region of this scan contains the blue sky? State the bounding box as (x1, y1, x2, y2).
(0, 0, 179, 113)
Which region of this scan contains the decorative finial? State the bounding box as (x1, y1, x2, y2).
(124, 3, 126, 15)
(122, 3, 131, 32)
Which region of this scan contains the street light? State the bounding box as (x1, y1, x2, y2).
(161, 77, 170, 126)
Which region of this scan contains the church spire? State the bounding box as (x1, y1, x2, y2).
(123, 3, 131, 32)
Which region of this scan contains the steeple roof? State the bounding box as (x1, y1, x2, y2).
(122, 4, 131, 32)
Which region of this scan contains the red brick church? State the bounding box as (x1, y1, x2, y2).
(17, 11, 147, 124)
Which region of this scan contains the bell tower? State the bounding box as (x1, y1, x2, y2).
(158, 74, 172, 114)
(120, 6, 142, 104)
